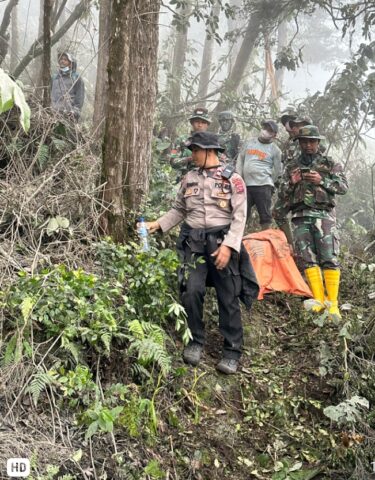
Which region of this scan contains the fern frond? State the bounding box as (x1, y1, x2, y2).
(100, 332, 111, 353)
(133, 338, 171, 376)
(25, 370, 54, 406)
(130, 363, 151, 379)
(2, 334, 17, 366)
(61, 337, 81, 363)
(37, 143, 50, 169)
(128, 320, 144, 340)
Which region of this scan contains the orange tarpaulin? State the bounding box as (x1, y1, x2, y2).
(243, 229, 313, 300)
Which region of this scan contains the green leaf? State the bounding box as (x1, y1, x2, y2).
(56, 216, 70, 229)
(71, 449, 83, 462)
(46, 217, 59, 236)
(85, 420, 98, 439)
(0, 69, 30, 131)
(21, 296, 35, 323)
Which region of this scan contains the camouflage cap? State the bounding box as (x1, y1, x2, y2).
(218, 111, 235, 121)
(280, 106, 297, 125)
(295, 125, 324, 140)
(189, 107, 211, 124)
(186, 132, 225, 152)
(290, 115, 313, 127)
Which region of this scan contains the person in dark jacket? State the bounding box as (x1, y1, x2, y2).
(51, 52, 85, 120)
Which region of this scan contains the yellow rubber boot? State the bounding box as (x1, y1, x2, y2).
(304, 266, 325, 312)
(323, 269, 342, 319)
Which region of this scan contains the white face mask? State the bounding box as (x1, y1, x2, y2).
(60, 66, 70, 73)
(259, 129, 274, 140)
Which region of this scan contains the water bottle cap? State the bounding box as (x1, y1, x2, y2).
(139, 217, 145, 222)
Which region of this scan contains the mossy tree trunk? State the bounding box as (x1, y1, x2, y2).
(101, 0, 160, 242)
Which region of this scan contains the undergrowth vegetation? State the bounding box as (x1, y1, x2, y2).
(0, 105, 374, 479)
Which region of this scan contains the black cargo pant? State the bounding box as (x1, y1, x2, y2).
(247, 185, 273, 226)
(180, 244, 243, 360)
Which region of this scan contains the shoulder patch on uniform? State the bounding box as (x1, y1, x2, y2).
(232, 177, 245, 193)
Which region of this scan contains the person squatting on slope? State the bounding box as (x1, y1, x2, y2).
(144, 132, 258, 375)
(51, 52, 85, 120)
(273, 125, 348, 318)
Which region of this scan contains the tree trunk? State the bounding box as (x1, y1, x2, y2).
(275, 20, 288, 96)
(197, 1, 220, 103)
(42, 0, 53, 107)
(214, 10, 263, 112)
(0, 0, 19, 66)
(101, 0, 160, 242)
(12, 0, 91, 79)
(10, 2, 19, 72)
(214, 1, 285, 113)
(169, 1, 192, 106)
(227, 0, 244, 74)
(92, 0, 112, 141)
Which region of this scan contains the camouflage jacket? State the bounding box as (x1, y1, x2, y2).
(281, 138, 300, 166)
(273, 153, 348, 225)
(218, 131, 241, 165)
(168, 133, 194, 177)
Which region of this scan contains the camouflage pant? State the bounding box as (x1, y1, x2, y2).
(292, 216, 340, 270)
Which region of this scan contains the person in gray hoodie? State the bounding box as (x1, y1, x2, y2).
(51, 52, 85, 120)
(236, 120, 282, 230)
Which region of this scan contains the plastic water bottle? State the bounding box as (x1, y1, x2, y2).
(137, 217, 149, 252)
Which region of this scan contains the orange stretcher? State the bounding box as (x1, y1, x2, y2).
(242, 228, 313, 300)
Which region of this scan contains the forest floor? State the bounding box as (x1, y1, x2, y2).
(0, 278, 375, 480)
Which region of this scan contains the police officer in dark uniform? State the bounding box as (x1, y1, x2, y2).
(145, 132, 256, 374)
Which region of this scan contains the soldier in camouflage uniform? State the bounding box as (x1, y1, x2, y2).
(169, 107, 211, 179)
(273, 125, 348, 318)
(281, 114, 312, 166)
(217, 111, 241, 165)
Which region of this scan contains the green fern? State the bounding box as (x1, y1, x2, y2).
(128, 319, 145, 340)
(2, 334, 17, 365)
(36, 143, 50, 169)
(51, 137, 68, 152)
(131, 338, 171, 376)
(26, 370, 56, 406)
(61, 337, 81, 363)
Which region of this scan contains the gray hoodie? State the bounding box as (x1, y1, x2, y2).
(51, 52, 85, 118)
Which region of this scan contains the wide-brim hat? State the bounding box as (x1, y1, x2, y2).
(186, 132, 225, 152)
(295, 125, 324, 140)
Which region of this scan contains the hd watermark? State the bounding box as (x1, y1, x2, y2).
(6, 458, 30, 478)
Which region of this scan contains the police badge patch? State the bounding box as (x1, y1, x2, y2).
(218, 200, 229, 209)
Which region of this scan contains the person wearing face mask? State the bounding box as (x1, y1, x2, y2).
(236, 120, 282, 230)
(217, 111, 241, 165)
(280, 112, 312, 166)
(51, 52, 85, 120)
